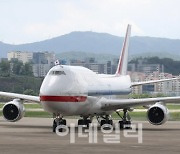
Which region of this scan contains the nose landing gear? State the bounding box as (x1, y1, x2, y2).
(53, 114, 66, 132)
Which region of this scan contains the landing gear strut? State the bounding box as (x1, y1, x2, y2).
(53, 114, 66, 132)
(116, 109, 131, 129)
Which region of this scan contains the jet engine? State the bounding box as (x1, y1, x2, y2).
(2, 99, 25, 122)
(147, 103, 169, 125)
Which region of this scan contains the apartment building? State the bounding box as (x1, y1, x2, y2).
(7, 51, 33, 64)
(7, 51, 55, 77)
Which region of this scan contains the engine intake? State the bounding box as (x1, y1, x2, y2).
(2, 99, 25, 122)
(147, 103, 169, 125)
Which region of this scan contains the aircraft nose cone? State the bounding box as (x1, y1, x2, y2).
(40, 83, 56, 96)
(40, 76, 58, 96)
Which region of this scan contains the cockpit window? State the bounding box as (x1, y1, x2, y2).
(50, 71, 66, 75)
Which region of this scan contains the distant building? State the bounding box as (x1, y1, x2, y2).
(106, 61, 112, 74)
(32, 52, 47, 64)
(142, 85, 155, 93)
(7, 51, 56, 77)
(70, 59, 85, 67)
(137, 64, 164, 75)
(111, 58, 119, 74)
(32, 52, 55, 77)
(130, 71, 180, 96)
(172, 79, 180, 96)
(0, 58, 8, 62)
(70, 58, 108, 74)
(128, 59, 164, 75)
(7, 51, 33, 64)
(32, 64, 51, 77)
(85, 63, 107, 74)
(128, 72, 145, 94)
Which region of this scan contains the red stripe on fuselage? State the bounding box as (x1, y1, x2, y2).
(40, 96, 87, 102)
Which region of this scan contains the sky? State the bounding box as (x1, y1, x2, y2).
(0, 0, 180, 44)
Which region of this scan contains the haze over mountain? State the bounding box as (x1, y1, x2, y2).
(1, 31, 180, 59)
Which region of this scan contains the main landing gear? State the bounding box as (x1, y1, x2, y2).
(116, 109, 132, 129)
(78, 117, 92, 127)
(96, 109, 132, 130)
(52, 109, 132, 132)
(96, 115, 113, 128)
(53, 115, 66, 132)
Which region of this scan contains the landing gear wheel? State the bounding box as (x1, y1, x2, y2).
(124, 120, 131, 129)
(100, 115, 113, 130)
(119, 120, 131, 129)
(58, 119, 67, 132)
(119, 120, 124, 129)
(53, 120, 57, 132)
(59, 119, 66, 125)
(109, 120, 113, 125)
(52, 116, 66, 133)
(78, 118, 91, 127)
(86, 119, 91, 127)
(78, 119, 84, 125)
(100, 119, 113, 126)
(100, 120, 106, 126)
(116, 109, 132, 130)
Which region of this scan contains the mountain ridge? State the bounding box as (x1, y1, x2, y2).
(1, 31, 180, 58)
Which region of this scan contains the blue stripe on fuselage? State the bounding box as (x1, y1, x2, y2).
(88, 89, 131, 96)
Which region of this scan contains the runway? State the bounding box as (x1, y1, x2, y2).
(0, 117, 180, 154)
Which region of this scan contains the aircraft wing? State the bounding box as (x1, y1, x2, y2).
(101, 96, 180, 111)
(131, 77, 180, 87)
(0, 91, 40, 103)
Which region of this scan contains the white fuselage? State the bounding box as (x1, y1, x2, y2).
(40, 65, 132, 116)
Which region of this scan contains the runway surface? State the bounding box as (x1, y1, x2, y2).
(0, 117, 180, 154)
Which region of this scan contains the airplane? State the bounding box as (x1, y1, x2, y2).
(1, 24, 180, 132)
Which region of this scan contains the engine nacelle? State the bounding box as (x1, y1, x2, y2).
(147, 103, 169, 125)
(2, 99, 25, 122)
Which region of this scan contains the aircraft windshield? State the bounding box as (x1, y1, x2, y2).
(50, 71, 66, 75)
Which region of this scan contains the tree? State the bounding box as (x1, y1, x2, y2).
(11, 60, 33, 76)
(23, 89, 35, 95)
(22, 63, 33, 76)
(12, 60, 23, 75)
(0, 61, 10, 77)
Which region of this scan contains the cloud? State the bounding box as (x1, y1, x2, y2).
(0, 0, 180, 43)
(22, 0, 145, 41)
